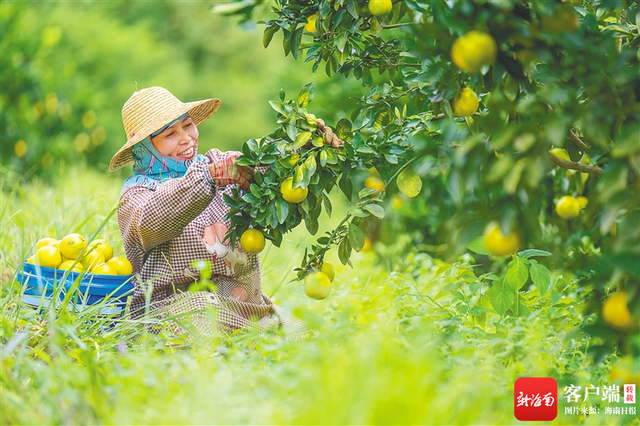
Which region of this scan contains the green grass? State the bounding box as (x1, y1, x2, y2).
(0, 165, 632, 425)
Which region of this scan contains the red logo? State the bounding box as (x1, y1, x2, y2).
(514, 377, 558, 421)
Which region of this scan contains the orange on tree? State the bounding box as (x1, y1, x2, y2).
(451, 31, 497, 73)
(320, 261, 335, 282)
(59, 233, 88, 259)
(361, 237, 374, 252)
(602, 291, 634, 330)
(36, 237, 58, 251)
(280, 177, 308, 204)
(396, 167, 422, 198)
(35, 246, 63, 268)
(106, 256, 133, 275)
(555, 195, 581, 219)
(482, 221, 521, 257)
(452, 88, 479, 117)
(304, 13, 319, 34)
(240, 229, 266, 254)
(364, 176, 385, 195)
(577, 196, 588, 209)
(368, 0, 392, 17)
(549, 147, 571, 161)
(304, 271, 332, 300)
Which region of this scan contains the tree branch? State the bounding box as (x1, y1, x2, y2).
(549, 154, 603, 177)
(381, 22, 415, 29)
(568, 129, 590, 151)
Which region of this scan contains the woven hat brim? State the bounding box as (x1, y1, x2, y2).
(109, 98, 221, 172)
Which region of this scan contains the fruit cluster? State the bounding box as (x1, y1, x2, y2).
(27, 234, 133, 276)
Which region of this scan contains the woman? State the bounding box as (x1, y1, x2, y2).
(110, 86, 328, 339)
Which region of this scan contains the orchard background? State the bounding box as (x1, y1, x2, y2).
(1, 1, 639, 425)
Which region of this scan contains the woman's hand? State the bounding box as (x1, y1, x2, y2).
(208, 155, 253, 190)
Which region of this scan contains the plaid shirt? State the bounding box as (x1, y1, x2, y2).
(118, 149, 309, 337)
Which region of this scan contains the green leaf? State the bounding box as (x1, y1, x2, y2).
(529, 261, 551, 295)
(279, 88, 285, 101)
(350, 208, 370, 218)
(335, 118, 352, 141)
(303, 155, 317, 180)
(275, 198, 289, 224)
(466, 237, 491, 255)
(517, 249, 552, 258)
(293, 131, 312, 149)
(298, 82, 316, 107)
(305, 211, 319, 235)
(363, 204, 385, 219)
(263, 25, 278, 48)
(489, 275, 516, 316)
(268, 101, 287, 116)
(338, 238, 352, 265)
(286, 122, 298, 142)
(506, 256, 529, 291)
(319, 149, 328, 167)
(322, 193, 332, 218)
(348, 222, 365, 251)
(346, 0, 359, 18)
(339, 171, 353, 200)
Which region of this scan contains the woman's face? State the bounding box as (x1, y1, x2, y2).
(150, 116, 199, 159)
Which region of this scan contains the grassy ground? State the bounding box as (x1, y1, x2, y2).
(0, 165, 633, 425)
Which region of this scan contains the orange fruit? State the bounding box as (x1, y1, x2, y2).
(106, 256, 133, 275)
(59, 233, 88, 259)
(577, 196, 588, 209)
(83, 251, 105, 271)
(364, 176, 385, 195)
(452, 88, 479, 117)
(304, 13, 319, 34)
(368, 0, 392, 16)
(59, 260, 83, 272)
(36, 237, 58, 251)
(482, 221, 521, 257)
(281, 177, 308, 204)
(602, 291, 634, 330)
(35, 246, 63, 268)
(555, 196, 580, 219)
(451, 31, 497, 73)
(304, 272, 332, 300)
(320, 262, 335, 282)
(91, 263, 117, 275)
(240, 229, 266, 254)
(88, 239, 113, 261)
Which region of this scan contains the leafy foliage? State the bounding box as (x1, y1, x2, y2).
(220, 0, 639, 358)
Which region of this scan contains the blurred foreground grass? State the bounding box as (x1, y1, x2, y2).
(0, 165, 632, 425)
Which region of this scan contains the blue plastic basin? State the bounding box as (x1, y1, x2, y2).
(17, 262, 134, 315)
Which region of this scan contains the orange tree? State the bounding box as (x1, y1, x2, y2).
(220, 0, 639, 359)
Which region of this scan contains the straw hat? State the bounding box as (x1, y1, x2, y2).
(109, 86, 221, 171)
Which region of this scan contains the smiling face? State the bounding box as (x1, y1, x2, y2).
(150, 116, 199, 159)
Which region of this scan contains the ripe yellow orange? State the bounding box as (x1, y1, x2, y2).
(304, 13, 319, 34)
(482, 221, 521, 257)
(364, 176, 385, 195)
(361, 237, 374, 252)
(577, 196, 588, 209)
(555, 196, 581, 219)
(91, 263, 117, 275)
(320, 262, 335, 282)
(88, 239, 113, 261)
(452, 88, 479, 117)
(368, 0, 392, 17)
(106, 256, 133, 275)
(240, 229, 266, 254)
(35, 246, 63, 268)
(59, 233, 87, 259)
(609, 356, 640, 386)
(602, 291, 633, 330)
(83, 251, 105, 271)
(304, 272, 332, 300)
(36, 237, 59, 251)
(59, 260, 83, 272)
(451, 31, 497, 73)
(26, 256, 36, 265)
(281, 177, 309, 204)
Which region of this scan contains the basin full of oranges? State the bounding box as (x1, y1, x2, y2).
(27, 234, 132, 276)
(19, 234, 134, 315)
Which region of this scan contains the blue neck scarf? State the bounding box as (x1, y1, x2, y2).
(121, 114, 207, 194)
